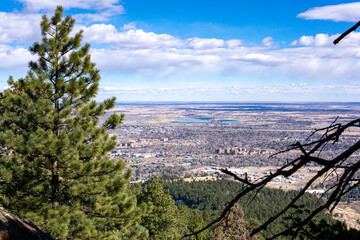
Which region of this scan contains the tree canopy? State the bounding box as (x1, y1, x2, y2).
(0, 6, 146, 239)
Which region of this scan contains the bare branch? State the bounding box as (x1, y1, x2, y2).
(185, 117, 360, 239)
(334, 20, 360, 45)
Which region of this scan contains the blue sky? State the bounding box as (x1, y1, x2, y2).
(1, 1, 360, 101)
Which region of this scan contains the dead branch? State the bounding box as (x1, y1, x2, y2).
(334, 20, 360, 45)
(184, 117, 360, 239)
(184, 24, 360, 239)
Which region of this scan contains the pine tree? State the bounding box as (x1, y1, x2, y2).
(137, 177, 181, 240)
(0, 6, 147, 240)
(177, 205, 212, 240)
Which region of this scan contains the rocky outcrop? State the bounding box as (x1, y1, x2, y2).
(0, 209, 54, 240)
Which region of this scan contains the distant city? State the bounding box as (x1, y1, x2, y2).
(106, 102, 360, 188)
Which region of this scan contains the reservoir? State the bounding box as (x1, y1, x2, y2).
(170, 118, 239, 123)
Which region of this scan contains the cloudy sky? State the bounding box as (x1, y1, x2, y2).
(1, 0, 360, 102)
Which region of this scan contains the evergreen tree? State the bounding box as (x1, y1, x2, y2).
(177, 205, 212, 240)
(0, 6, 147, 239)
(137, 177, 180, 240)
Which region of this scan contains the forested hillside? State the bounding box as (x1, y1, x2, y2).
(163, 178, 360, 239)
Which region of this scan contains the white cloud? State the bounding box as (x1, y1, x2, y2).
(73, 13, 113, 23)
(313, 34, 332, 46)
(291, 32, 360, 47)
(80, 24, 245, 50)
(291, 34, 334, 47)
(298, 2, 360, 22)
(273, 45, 360, 81)
(18, 0, 124, 13)
(261, 37, 274, 48)
(120, 22, 137, 31)
(17, 0, 124, 23)
(98, 82, 360, 101)
(1, 14, 360, 84)
(80, 24, 246, 51)
(291, 36, 314, 46)
(81, 24, 184, 48)
(0, 12, 41, 43)
(3, 23, 360, 83)
(99, 86, 221, 98)
(90, 48, 222, 75)
(237, 53, 286, 66)
(186, 38, 225, 49)
(225, 39, 242, 48)
(85, 34, 360, 82)
(0, 45, 34, 69)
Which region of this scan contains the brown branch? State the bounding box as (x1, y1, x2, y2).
(182, 185, 256, 238)
(250, 165, 330, 236)
(220, 168, 255, 187)
(334, 20, 360, 44)
(184, 117, 360, 239)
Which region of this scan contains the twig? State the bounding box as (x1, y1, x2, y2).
(334, 20, 360, 45)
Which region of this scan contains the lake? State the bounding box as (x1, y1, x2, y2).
(170, 117, 239, 123)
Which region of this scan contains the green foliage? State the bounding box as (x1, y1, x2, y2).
(137, 177, 180, 239)
(163, 179, 358, 239)
(0, 6, 146, 239)
(135, 177, 212, 240)
(307, 219, 360, 240)
(177, 205, 212, 240)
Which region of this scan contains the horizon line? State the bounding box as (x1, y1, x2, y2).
(112, 101, 360, 104)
